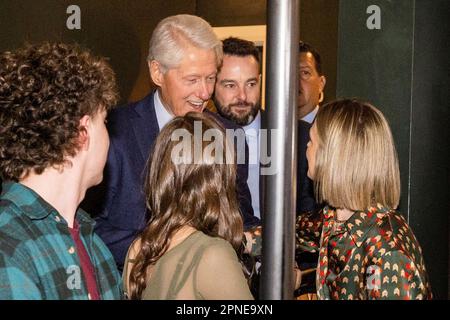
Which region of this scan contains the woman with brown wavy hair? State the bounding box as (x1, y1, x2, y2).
(123, 112, 253, 300)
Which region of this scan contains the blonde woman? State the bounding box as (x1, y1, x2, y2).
(297, 99, 432, 299)
(123, 112, 253, 300)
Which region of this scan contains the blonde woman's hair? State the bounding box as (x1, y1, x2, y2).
(313, 99, 400, 211)
(148, 14, 223, 73)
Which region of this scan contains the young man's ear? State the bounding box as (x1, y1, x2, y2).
(149, 60, 164, 87)
(78, 115, 91, 150)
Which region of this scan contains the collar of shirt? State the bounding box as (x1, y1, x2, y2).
(323, 205, 391, 247)
(243, 110, 261, 137)
(154, 89, 174, 130)
(301, 105, 319, 124)
(1, 181, 95, 231)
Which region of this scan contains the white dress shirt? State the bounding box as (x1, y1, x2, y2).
(154, 90, 173, 130)
(243, 111, 261, 219)
(301, 105, 319, 124)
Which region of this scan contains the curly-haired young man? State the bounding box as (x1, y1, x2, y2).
(0, 42, 122, 299)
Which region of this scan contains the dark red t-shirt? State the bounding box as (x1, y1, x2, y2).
(69, 222, 101, 300)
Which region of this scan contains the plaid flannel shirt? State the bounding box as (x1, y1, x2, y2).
(0, 182, 122, 300)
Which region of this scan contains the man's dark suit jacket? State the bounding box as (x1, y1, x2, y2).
(87, 92, 259, 270)
(296, 120, 317, 213)
(257, 113, 316, 217)
(295, 120, 319, 295)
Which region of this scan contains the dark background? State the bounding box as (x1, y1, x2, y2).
(0, 0, 448, 299)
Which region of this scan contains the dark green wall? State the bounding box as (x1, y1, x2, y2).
(0, 0, 339, 104)
(0, 0, 197, 104)
(337, 0, 414, 214)
(337, 0, 450, 299)
(409, 0, 450, 300)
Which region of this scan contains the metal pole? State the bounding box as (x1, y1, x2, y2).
(261, 0, 299, 300)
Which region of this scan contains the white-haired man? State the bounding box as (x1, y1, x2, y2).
(90, 15, 259, 271)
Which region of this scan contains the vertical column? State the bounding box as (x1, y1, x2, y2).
(261, 0, 299, 300)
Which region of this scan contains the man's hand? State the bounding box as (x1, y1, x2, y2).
(243, 225, 262, 256)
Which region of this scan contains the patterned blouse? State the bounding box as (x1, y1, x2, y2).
(296, 205, 432, 300)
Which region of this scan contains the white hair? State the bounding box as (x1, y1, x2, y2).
(148, 14, 223, 73)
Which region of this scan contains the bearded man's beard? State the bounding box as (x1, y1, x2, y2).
(214, 99, 260, 126)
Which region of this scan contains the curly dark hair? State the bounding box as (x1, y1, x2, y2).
(0, 42, 119, 181)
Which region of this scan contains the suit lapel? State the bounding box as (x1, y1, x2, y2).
(131, 92, 160, 162)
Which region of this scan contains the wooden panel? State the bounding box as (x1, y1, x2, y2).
(196, 0, 266, 26)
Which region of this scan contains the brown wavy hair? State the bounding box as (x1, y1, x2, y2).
(0, 42, 118, 181)
(128, 112, 243, 299)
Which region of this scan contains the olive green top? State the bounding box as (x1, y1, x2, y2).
(124, 231, 253, 300)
